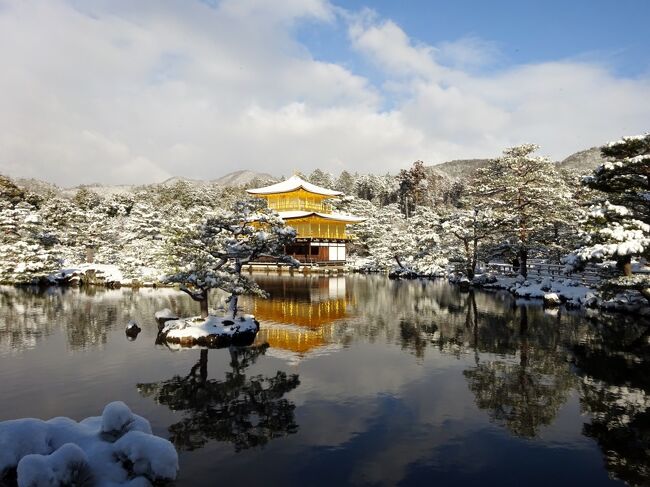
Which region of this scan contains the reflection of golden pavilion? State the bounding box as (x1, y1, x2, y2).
(246, 276, 351, 362)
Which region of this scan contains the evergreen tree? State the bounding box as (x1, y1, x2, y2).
(0, 200, 60, 284)
(472, 144, 573, 277)
(397, 160, 428, 216)
(442, 208, 498, 278)
(565, 134, 650, 301)
(308, 169, 334, 189)
(164, 199, 297, 318)
(335, 170, 356, 194)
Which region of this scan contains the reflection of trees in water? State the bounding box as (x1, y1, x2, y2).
(0, 286, 197, 352)
(463, 305, 575, 438)
(137, 344, 300, 452)
(354, 281, 577, 438)
(347, 276, 479, 349)
(571, 315, 650, 486)
(0, 286, 61, 353)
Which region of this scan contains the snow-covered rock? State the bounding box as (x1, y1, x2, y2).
(154, 308, 179, 330)
(124, 320, 141, 339)
(0, 401, 178, 486)
(458, 277, 471, 291)
(49, 264, 124, 287)
(543, 293, 561, 307)
(154, 308, 177, 321)
(159, 314, 260, 347)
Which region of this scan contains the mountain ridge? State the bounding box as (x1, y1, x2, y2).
(430, 146, 605, 180)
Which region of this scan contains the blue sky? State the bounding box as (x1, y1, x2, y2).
(314, 0, 650, 74)
(0, 0, 648, 185)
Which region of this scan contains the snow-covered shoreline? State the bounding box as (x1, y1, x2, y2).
(450, 272, 650, 316)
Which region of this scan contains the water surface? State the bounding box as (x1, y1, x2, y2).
(1, 275, 649, 486)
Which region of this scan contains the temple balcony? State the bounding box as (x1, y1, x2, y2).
(267, 199, 332, 213)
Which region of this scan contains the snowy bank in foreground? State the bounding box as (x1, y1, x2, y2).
(159, 314, 259, 347)
(0, 401, 178, 487)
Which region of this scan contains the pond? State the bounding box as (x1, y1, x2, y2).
(1, 275, 649, 487)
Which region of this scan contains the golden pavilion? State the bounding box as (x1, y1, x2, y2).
(247, 175, 364, 264)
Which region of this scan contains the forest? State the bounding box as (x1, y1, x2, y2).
(1, 134, 648, 307)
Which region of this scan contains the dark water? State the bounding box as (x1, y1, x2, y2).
(1, 275, 649, 487)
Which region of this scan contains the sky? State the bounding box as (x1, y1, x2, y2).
(0, 0, 648, 186)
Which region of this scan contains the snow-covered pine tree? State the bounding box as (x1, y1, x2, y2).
(345, 201, 445, 275)
(472, 144, 573, 277)
(164, 199, 297, 318)
(442, 208, 498, 278)
(565, 134, 650, 302)
(308, 169, 334, 189)
(397, 160, 428, 217)
(0, 191, 60, 284)
(335, 170, 356, 194)
(39, 196, 87, 265)
(118, 201, 165, 280)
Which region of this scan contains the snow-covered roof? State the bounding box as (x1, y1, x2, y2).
(278, 210, 365, 223)
(246, 175, 342, 197)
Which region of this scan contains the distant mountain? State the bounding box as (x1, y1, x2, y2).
(14, 178, 61, 197)
(428, 159, 490, 180)
(429, 145, 606, 180)
(11, 170, 278, 198)
(157, 176, 214, 188)
(557, 147, 603, 174)
(213, 170, 276, 187)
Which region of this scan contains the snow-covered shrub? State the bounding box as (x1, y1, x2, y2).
(0, 401, 178, 486)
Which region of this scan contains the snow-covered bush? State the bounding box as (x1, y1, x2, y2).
(0, 401, 178, 486)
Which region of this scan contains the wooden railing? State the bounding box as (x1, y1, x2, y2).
(451, 261, 650, 285)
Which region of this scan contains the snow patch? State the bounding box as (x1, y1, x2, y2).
(50, 264, 124, 285)
(0, 401, 178, 486)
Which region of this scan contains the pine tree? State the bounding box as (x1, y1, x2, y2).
(335, 170, 356, 194)
(164, 199, 297, 318)
(308, 169, 334, 189)
(397, 160, 428, 217)
(442, 208, 498, 278)
(0, 200, 60, 284)
(472, 144, 573, 277)
(565, 134, 650, 301)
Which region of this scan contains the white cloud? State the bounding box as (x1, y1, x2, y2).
(0, 0, 648, 185)
(435, 36, 504, 70)
(348, 13, 442, 80)
(346, 14, 650, 163)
